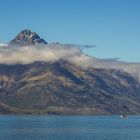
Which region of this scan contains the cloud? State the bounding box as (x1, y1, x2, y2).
(61, 44, 96, 49)
(0, 43, 9, 47)
(98, 58, 120, 62)
(0, 43, 94, 68)
(0, 43, 140, 81)
(91, 58, 140, 81)
(82, 45, 96, 48)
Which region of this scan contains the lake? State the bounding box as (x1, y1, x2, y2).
(0, 115, 140, 140)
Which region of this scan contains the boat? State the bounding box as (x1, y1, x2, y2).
(120, 112, 128, 118)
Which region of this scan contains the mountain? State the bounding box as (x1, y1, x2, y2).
(10, 29, 48, 46)
(0, 30, 140, 115)
(0, 61, 140, 115)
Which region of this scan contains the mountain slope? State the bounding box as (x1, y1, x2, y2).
(0, 61, 140, 114)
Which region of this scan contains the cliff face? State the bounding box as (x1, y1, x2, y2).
(0, 61, 140, 115)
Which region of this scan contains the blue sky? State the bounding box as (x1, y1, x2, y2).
(0, 0, 140, 62)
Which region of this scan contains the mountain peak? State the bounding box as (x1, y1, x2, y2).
(10, 29, 48, 46)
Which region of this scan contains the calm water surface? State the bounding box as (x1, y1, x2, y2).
(0, 115, 140, 140)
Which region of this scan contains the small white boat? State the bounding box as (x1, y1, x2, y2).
(120, 112, 128, 118)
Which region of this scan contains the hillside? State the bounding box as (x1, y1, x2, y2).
(0, 61, 140, 114)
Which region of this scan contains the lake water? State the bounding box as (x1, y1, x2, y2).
(0, 115, 140, 140)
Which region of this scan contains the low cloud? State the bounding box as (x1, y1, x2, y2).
(62, 44, 96, 49)
(0, 43, 94, 68)
(0, 43, 9, 47)
(92, 58, 140, 81)
(0, 43, 140, 81)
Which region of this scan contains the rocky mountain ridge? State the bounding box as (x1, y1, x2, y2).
(10, 29, 47, 46)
